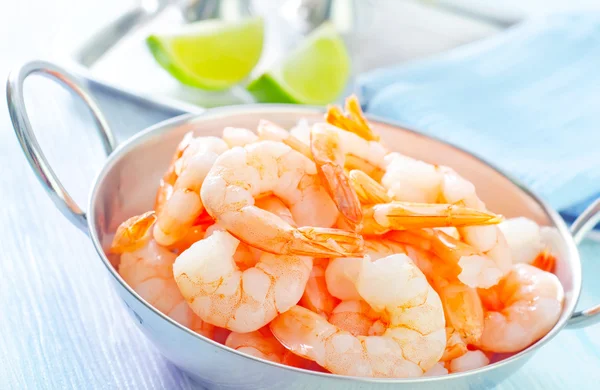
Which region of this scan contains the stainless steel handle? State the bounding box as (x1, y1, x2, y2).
(7, 60, 117, 234)
(567, 198, 600, 328)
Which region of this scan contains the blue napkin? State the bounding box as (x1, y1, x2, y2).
(358, 13, 600, 222)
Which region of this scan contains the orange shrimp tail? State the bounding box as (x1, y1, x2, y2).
(325, 95, 380, 142)
(110, 211, 157, 253)
(293, 227, 364, 257)
(344, 154, 385, 182)
(348, 169, 391, 204)
(381, 203, 503, 229)
(532, 250, 556, 273)
(317, 163, 363, 230)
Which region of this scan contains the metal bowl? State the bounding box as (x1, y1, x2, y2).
(8, 61, 600, 389)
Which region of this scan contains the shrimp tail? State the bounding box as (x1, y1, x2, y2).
(293, 227, 364, 257)
(364, 202, 502, 234)
(325, 95, 380, 142)
(311, 125, 363, 230)
(532, 250, 556, 272)
(318, 163, 363, 230)
(344, 155, 385, 182)
(349, 169, 391, 204)
(110, 211, 157, 253)
(438, 282, 484, 344)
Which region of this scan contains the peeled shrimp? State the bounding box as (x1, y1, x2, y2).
(442, 327, 468, 362)
(448, 350, 490, 373)
(225, 327, 312, 368)
(349, 168, 502, 238)
(310, 123, 368, 229)
(328, 300, 383, 337)
(174, 229, 313, 333)
(388, 227, 506, 289)
(382, 155, 512, 287)
(478, 264, 564, 353)
(299, 258, 339, 317)
(270, 254, 446, 377)
(325, 238, 407, 302)
(424, 363, 449, 377)
(499, 217, 557, 272)
(402, 244, 484, 346)
(154, 135, 229, 246)
(200, 140, 363, 257)
(154, 132, 194, 215)
(222, 127, 259, 148)
(110, 212, 214, 338)
(257, 120, 312, 159)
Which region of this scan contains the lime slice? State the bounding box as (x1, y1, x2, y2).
(147, 17, 264, 90)
(247, 23, 350, 105)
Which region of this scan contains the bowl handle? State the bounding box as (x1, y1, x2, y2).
(7, 60, 117, 234)
(567, 198, 600, 329)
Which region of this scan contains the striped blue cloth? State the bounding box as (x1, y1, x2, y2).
(358, 13, 600, 221)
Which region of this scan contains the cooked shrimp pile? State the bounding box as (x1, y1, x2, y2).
(110, 95, 564, 378)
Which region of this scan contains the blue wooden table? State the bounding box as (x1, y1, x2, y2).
(0, 70, 599, 389)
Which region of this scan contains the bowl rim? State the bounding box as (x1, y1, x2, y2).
(87, 104, 582, 384)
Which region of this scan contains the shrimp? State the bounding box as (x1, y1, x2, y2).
(206, 195, 297, 271)
(447, 350, 490, 373)
(200, 140, 363, 257)
(259, 124, 488, 234)
(287, 119, 385, 181)
(349, 169, 502, 236)
(382, 155, 512, 288)
(225, 327, 312, 368)
(173, 229, 313, 333)
(402, 244, 484, 345)
(256, 120, 312, 159)
(310, 123, 367, 230)
(154, 132, 195, 215)
(388, 227, 506, 289)
(166, 223, 211, 254)
(270, 254, 446, 377)
(477, 264, 564, 353)
(424, 363, 448, 376)
(442, 327, 468, 362)
(325, 97, 386, 180)
(222, 127, 259, 148)
(110, 212, 214, 338)
(328, 300, 383, 337)
(325, 238, 407, 301)
(153, 135, 229, 246)
(499, 217, 556, 272)
(299, 258, 339, 317)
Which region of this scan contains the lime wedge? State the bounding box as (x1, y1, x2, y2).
(147, 17, 264, 90)
(247, 23, 350, 105)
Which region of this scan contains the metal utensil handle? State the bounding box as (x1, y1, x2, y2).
(7, 60, 117, 233)
(567, 198, 600, 328)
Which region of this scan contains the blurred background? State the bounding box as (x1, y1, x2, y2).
(4, 0, 600, 106)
